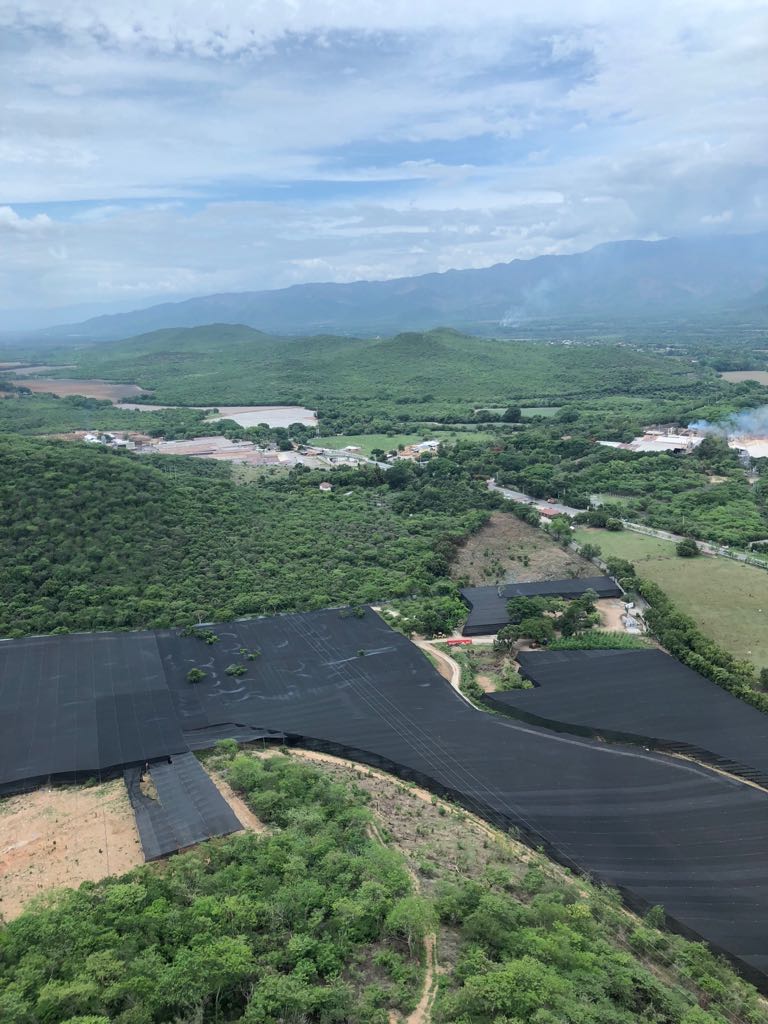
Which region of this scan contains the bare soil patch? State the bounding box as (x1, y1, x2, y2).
(597, 597, 627, 632)
(0, 781, 142, 921)
(1, 364, 75, 374)
(452, 510, 593, 584)
(16, 378, 147, 400)
(719, 370, 768, 385)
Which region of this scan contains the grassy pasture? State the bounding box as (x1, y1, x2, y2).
(312, 429, 496, 455)
(574, 527, 768, 667)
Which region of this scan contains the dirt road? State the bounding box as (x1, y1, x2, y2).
(413, 640, 473, 708)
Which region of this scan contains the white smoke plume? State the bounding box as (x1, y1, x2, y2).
(689, 405, 768, 438)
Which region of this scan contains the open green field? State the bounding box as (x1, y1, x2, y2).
(575, 528, 768, 667)
(475, 405, 561, 418)
(312, 429, 496, 456)
(521, 406, 562, 418)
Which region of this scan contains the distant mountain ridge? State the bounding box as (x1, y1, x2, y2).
(30, 232, 768, 342)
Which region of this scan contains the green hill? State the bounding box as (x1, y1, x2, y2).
(0, 435, 489, 637)
(64, 326, 710, 414)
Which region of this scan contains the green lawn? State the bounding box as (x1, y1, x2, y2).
(575, 528, 768, 667)
(312, 429, 495, 456)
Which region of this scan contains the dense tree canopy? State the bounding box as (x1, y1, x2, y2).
(0, 755, 420, 1024)
(0, 436, 491, 637)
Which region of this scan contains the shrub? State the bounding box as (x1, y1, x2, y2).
(676, 537, 700, 558)
(579, 542, 602, 560)
(214, 738, 239, 759)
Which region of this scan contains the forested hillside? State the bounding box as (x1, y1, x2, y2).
(57, 326, 713, 416)
(0, 755, 423, 1024)
(2, 750, 764, 1024)
(0, 391, 212, 437)
(0, 436, 490, 637)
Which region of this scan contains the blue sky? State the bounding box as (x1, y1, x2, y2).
(1, 0, 767, 325)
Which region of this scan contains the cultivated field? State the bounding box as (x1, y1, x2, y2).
(15, 378, 147, 400)
(453, 510, 594, 584)
(720, 370, 768, 385)
(1, 364, 75, 374)
(119, 403, 317, 427)
(575, 527, 768, 667)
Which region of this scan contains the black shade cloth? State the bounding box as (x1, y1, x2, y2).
(0, 631, 186, 792)
(488, 649, 768, 784)
(2, 609, 768, 985)
(125, 753, 241, 860)
(461, 576, 623, 635)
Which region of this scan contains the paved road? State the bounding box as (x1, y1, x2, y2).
(488, 479, 768, 571)
(487, 479, 582, 517)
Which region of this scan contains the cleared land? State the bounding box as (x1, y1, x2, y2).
(312, 429, 496, 455)
(452, 510, 594, 584)
(2, 364, 75, 374)
(118, 403, 317, 427)
(720, 371, 768, 385)
(0, 781, 142, 921)
(14, 378, 147, 400)
(575, 527, 768, 667)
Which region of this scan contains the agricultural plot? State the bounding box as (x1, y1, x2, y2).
(11, 377, 146, 400)
(2, 609, 768, 982)
(720, 371, 768, 385)
(574, 528, 768, 667)
(489, 648, 768, 782)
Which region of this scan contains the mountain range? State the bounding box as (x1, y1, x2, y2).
(26, 232, 768, 342)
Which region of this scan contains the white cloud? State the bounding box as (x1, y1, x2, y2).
(0, 206, 53, 234)
(701, 210, 733, 225)
(0, 0, 767, 314)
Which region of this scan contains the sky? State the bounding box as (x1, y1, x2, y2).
(1, 0, 767, 327)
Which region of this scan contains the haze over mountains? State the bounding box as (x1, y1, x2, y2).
(26, 232, 768, 343)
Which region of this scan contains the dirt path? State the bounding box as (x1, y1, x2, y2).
(365, 777, 439, 1024)
(207, 770, 268, 833)
(413, 641, 473, 708)
(0, 781, 142, 921)
(403, 933, 438, 1024)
